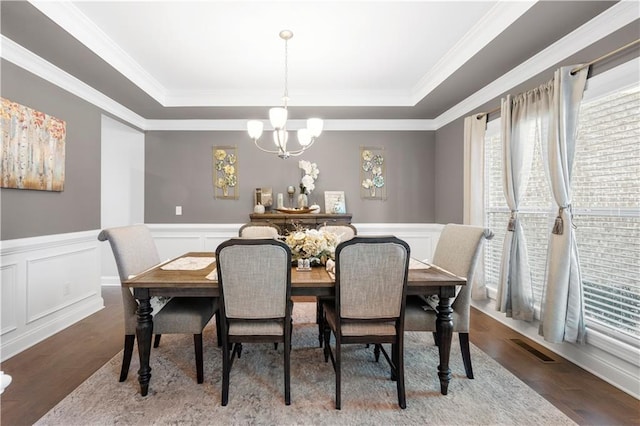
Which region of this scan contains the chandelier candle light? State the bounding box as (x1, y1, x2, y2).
(247, 30, 323, 159)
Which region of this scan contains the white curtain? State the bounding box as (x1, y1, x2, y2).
(495, 82, 553, 321)
(540, 65, 589, 343)
(463, 113, 488, 300)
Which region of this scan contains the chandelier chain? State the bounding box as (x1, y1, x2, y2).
(283, 36, 289, 107)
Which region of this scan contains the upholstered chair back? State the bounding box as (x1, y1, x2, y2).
(98, 224, 161, 334)
(238, 223, 281, 238)
(432, 224, 492, 331)
(217, 239, 291, 320)
(317, 224, 357, 243)
(336, 236, 410, 320)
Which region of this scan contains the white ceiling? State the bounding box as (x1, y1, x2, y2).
(31, 1, 536, 108)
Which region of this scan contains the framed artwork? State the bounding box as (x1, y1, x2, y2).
(324, 190, 346, 214)
(360, 146, 386, 200)
(254, 187, 273, 210)
(213, 146, 238, 199)
(0, 97, 66, 191)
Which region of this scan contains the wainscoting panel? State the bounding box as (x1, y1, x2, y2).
(1, 230, 104, 362)
(1, 262, 19, 335)
(26, 247, 99, 324)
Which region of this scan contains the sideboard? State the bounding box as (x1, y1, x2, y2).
(249, 213, 352, 232)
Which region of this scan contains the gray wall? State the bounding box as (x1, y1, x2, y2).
(145, 130, 436, 223)
(0, 60, 102, 240)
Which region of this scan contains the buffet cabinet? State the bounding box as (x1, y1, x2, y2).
(249, 213, 352, 233)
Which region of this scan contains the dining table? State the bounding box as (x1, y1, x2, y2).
(123, 252, 466, 397)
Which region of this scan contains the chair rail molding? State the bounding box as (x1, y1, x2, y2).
(1, 230, 104, 362)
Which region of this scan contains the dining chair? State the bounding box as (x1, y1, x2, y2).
(315, 223, 358, 347)
(238, 222, 281, 238)
(98, 224, 218, 384)
(404, 223, 493, 379)
(215, 238, 293, 406)
(322, 236, 410, 409)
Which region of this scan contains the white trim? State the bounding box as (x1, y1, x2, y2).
(3, 3, 636, 132)
(411, 1, 536, 105)
(1, 230, 104, 362)
(0, 35, 147, 130)
(28, 0, 167, 105)
(582, 58, 640, 103)
(145, 119, 435, 132)
(433, 1, 640, 129)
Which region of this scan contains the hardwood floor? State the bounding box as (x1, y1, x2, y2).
(1, 287, 637, 425)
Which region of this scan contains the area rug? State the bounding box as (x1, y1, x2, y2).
(36, 303, 575, 425)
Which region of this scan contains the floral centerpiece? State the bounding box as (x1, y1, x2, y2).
(284, 228, 339, 266)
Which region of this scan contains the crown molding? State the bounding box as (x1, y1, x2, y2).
(432, 0, 640, 128)
(411, 1, 536, 105)
(28, 0, 167, 105)
(163, 90, 415, 107)
(5, 2, 637, 133)
(0, 35, 146, 129)
(145, 119, 435, 132)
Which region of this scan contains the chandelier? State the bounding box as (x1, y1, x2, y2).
(247, 30, 323, 159)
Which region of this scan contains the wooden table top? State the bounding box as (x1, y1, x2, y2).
(123, 252, 465, 296)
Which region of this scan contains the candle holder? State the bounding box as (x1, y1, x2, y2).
(287, 186, 296, 208)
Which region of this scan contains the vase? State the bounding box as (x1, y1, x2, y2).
(297, 193, 308, 208)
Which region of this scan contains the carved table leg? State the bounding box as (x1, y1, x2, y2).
(135, 289, 153, 396)
(436, 294, 453, 395)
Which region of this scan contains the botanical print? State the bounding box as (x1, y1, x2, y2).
(0, 97, 66, 191)
(213, 146, 238, 199)
(360, 146, 385, 200)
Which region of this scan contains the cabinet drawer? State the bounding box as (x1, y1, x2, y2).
(251, 216, 285, 225)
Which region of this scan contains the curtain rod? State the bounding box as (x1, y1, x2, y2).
(476, 38, 640, 120)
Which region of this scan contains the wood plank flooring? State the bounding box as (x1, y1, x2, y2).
(1, 287, 638, 425)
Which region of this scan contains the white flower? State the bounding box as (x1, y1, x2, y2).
(299, 160, 312, 175)
(284, 228, 339, 264)
(299, 160, 320, 195)
(301, 175, 315, 192)
(362, 178, 373, 189)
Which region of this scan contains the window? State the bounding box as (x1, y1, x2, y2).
(483, 61, 640, 347)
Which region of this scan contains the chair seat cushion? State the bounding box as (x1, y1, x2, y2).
(324, 304, 396, 336)
(154, 297, 217, 334)
(228, 320, 283, 336)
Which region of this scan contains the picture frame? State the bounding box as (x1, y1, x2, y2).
(324, 191, 346, 214)
(254, 187, 273, 210)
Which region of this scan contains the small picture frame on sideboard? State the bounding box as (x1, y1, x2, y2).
(324, 191, 346, 214)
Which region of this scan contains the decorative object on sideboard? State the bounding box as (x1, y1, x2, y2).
(287, 185, 296, 208)
(246, 30, 323, 159)
(254, 187, 273, 210)
(213, 146, 238, 199)
(360, 146, 386, 200)
(324, 191, 346, 214)
(298, 160, 319, 209)
(276, 207, 313, 214)
(253, 203, 265, 214)
(1, 97, 66, 191)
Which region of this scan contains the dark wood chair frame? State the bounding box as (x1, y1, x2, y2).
(215, 238, 293, 406)
(321, 236, 410, 410)
(315, 223, 358, 348)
